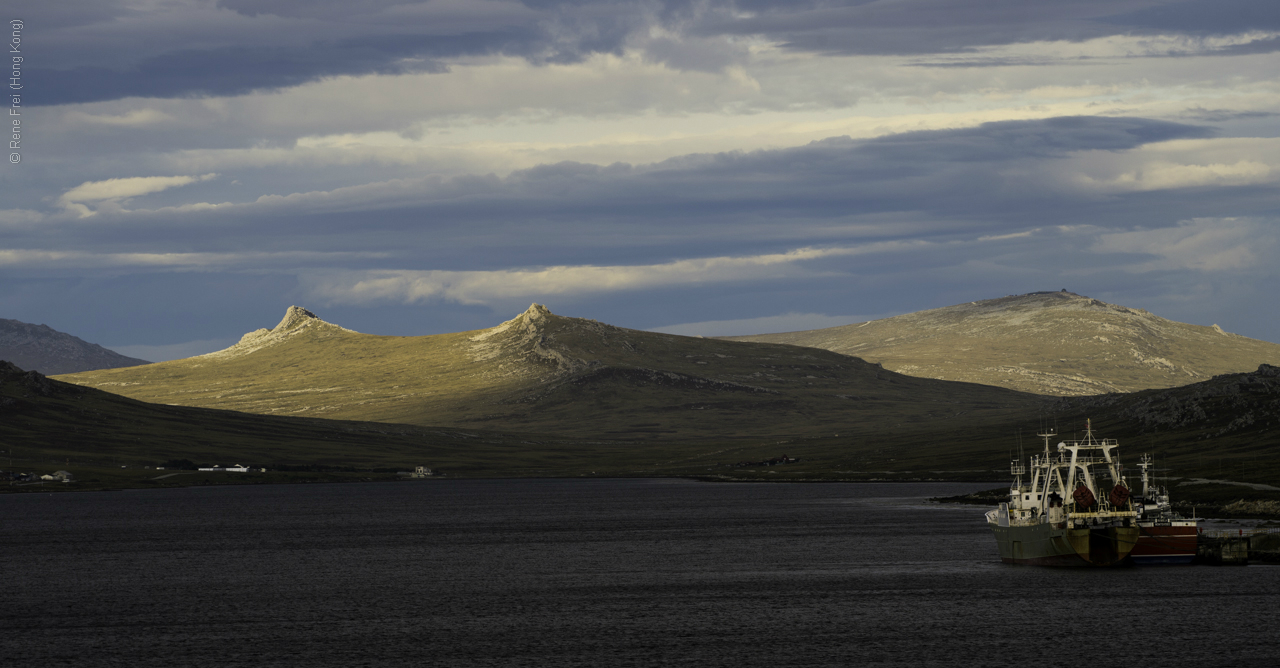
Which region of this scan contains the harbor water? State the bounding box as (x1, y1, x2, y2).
(3, 479, 1276, 667)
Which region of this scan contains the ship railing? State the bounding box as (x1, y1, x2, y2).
(1060, 438, 1120, 448)
(1060, 454, 1109, 464)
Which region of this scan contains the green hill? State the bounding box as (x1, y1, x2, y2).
(726, 291, 1280, 396)
(57, 304, 1045, 440)
(0, 358, 524, 475)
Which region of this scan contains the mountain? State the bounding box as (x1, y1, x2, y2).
(1, 318, 150, 375)
(726, 291, 1280, 396)
(56, 304, 1045, 440)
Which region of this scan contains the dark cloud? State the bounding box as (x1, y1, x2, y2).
(32, 33, 518, 106)
(37, 116, 1229, 270)
(1102, 0, 1280, 36)
(9, 115, 1278, 345)
(30, 0, 1276, 106)
(695, 0, 1136, 55)
(1182, 108, 1279, 122)
(697, 0, 1280, 55)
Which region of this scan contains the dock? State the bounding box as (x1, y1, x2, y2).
(1194, 528, 1280, 565)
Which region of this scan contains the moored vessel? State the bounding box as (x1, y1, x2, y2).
(1130, 454, 1198, 565)
(986, 420, 1139, 566)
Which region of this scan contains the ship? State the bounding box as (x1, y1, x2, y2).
(986, 420, 1139, 566)
(1129, 454, 1198, 565)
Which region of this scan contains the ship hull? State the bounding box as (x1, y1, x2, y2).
(991, 523, 1139, 567)
(1131, 524, 1197, 565)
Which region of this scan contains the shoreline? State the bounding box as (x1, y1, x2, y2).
(5, 471, 1279, 520)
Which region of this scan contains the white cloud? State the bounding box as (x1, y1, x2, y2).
(57, 173, 219, 218)
(934, 31, 1280, 64)
(63, 109, 175, 127)
(0, 249, 388, 269)
(303, 242, 930, 306)
(1089, 160, 1272, 192)
(0, 209, 44, 228)
(1054, 138, 1280, 195)
(1093, 218, 1275, 272)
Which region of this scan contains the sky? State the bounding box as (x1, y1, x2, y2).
(3, 0, 1279, 362)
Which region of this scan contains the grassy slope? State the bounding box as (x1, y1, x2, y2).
(57, 304, 1047, 441)
(8, 359, 1280, 499)
(727, 291, 1280, 396)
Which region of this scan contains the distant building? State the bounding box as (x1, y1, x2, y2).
(197, 464, 251, 472)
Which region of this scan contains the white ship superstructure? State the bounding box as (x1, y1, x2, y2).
(986, 420, 1139, 566)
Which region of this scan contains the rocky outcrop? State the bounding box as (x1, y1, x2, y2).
(468, 303, 596, 377)
(203, 306, 354, 360)
(0, 360, 84, 408)
(1059, 364, 1280, 436)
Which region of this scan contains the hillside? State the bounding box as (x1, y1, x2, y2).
(57, 304, 1045, 440)
(0, 359, 534, 475)
(0, 318, 150, 375)
(727, 291, 1280, 396)
(11, 357, 1280, 489)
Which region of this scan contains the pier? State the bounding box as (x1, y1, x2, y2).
(1194, 528, 1280, 565)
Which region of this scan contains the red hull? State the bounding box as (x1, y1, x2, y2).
(1131, 524, 1196, 565)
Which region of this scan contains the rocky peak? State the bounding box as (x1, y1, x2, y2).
(204, 306, 350, 360)
(475, 303, 557, 342)
(274, 306, 320, 332)
(469, 303, 596, 374)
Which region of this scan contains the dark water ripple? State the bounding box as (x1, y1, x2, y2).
(3, 479, 1276, 667)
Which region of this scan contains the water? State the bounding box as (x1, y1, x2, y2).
(3, 479, 1276, 667)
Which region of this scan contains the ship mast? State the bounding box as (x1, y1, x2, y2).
(1138, 453, 1153, 500)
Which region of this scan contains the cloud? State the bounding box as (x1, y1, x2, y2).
(1100, 160, 1272, 191)
(0, 209, 45, 228)
(63, 109, 176, 127)
(23, 115, 1236, 278)
(1093, 217, 1275, 272)
(96, 116, 1213, 226)
(57, 174, 219, 217)
(301, 242, 928, 306)
(699, 0, 1280, 56)
(1062, 137, 1280, 193)
(26, 0, 1280, 107)
(0, 249, 387, 270)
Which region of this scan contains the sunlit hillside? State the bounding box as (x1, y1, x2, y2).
(58, 304, 1043, 440)
(728, 291, 1280, 396)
